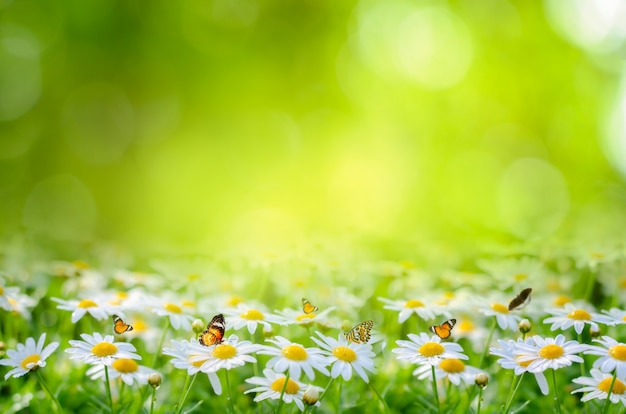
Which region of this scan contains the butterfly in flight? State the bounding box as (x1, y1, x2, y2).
(113, 315, 133, 334)
(508, 288, 532, 311)
(344, 320, 374, 344)
(302, 298, 318, 314)
(429, 319, 457, 340)
(199, 314, 226, 346)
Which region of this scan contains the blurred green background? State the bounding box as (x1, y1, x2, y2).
(1, 0, 626, 257)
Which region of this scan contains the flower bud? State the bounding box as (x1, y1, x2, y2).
(148, 373, 162, 388)
(475, 373, 489, 389)
(192, 319, 205, 334)
(303, 385, 320, 406)
(518, 319, 531, 334)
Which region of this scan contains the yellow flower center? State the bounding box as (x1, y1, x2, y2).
(116, 292, 128, 299)
(0, 287, 4, 295)
(181, 299, 195, 308)
(296, 314, 315, 322)
(282, 344, 308, 361)
(164, 303, 182, 314)
(333, 346, 357, 363)
(553, 295, 571, 306)
(514, 355, 532, 367)
(458, 320, 475, 332)
(188, 354, 207, 367)
(227, 296, 244, 306)
(112, 358, 138, 373)
(72, 260, 89, 269)
(599, 377, 626, 394)
(514, 273, 527, 281)
(439, 358, 465, 373)
(609, 345, 626, 361)
(78, 299, 97, 308)
(405, 299, 424, 308)
(270, 377, 300, 394)
(213, 344, 237, 359)
(567, 309, 591, 320)
(187, 274, 200, 281)
(91, 342, 118, 357)
(241, 309, 264, 320)
(538, 344, 564, 359)
(419, 342, 444, 357)
(491, 303, 509, 314)
(132, 319, 147, 332)
(21, 354, 41, 370)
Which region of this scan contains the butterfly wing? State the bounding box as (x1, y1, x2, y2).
(508, 288, 532, 311)
(113, 315, 133, 334)
(344, 320, 374, 344)
(429, 319, 456, 339)
(199, 314, 225, 346)
(302, 298, 318, 314)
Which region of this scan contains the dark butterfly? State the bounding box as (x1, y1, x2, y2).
(508, 288, 532, 311)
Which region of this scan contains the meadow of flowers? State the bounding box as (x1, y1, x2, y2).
(2, 239, 626, 413)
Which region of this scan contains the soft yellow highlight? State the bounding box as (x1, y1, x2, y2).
(405, 299, 424, 308)
(567, 309, 591, 320)
(78, 299, 97, 308)
(21, 354, 41, 370)
(92, 342, 118, 357)
(282, 344, 308, 361)
(112, 358, 138, 373)
(213, 344, 237, 359)
(271, 377, 299, 394)
(538, 344, 564, 359)
(333, 346, 357, 363)
(241, 309, 264, 320)
(491, 303, 509, 314)
(296, 314, 315, 322)
(553, 295, 572, 306)
(439, 358, 465, 373)
(419, 342, 444, 357)
(164, 303, 182, 314)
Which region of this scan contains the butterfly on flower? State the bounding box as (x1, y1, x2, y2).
(344, 320, 374, 344)
(302, 298, 318, 314)
(508, 287, 532, 311)
(429, 319, 456, 340)
(199, 313, 226, 346)
(113, 315, 133, 334)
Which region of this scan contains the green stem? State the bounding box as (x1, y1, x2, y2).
(602, 371, 618, 414)
(149, 385, 157, 414)
(551, 369, 562, 414)
(478, 318, 497, 369)
(36, 370, 64, 414)
(274, 370, 291, 414)
(431, 365, 440, 414)
(583, 267, 597, 303)
(476, 385, 484, 414)
(224, 369, 236, 414)
(175, 373, 198, 414)
(336, 377, 343, 412)
(367, 381, 389, 413)
(312, 376, 335, 413)
(104, 365, 115, 414)
(503, 372, 524, 414)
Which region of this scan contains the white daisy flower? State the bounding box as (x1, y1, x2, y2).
(478, 301, 522, 332)
(392, 332, 468, 366)
(572, 368, 626, 406)
(490, 338, 549, 395)
(412, 358, 484, 386)
(0, 333, 59, 379)
(162, 339, 222, 394)
(378, 297, 448, 324)
(245, 368, 312, 412)
(585, 336, 626, 377)
(543, 303, 611, 335)
(601, 308, 626, 326)
(65, 333, 141, 366)
(5, 290, 37, 320)
(258, 336, 330, 380)
(0, 282, 20, 311)
(223, 303, 286, 335)
(311, 332, 376, 383)
(52, 296, 114, 323)
(148, 298, 195, 330)
(514, 334, 587, 373)
(86, 358, 159, 385)
(187, 334, 260, 372)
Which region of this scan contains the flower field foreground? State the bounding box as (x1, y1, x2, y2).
(2, 243, 626, 413)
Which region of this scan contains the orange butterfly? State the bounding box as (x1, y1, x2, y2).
(429, 319, 456, 340)
(199, 314, 225, 346)
(302, 298, 318, 314)
(113, 315, 133, 334)
(508, 288, 532, 311)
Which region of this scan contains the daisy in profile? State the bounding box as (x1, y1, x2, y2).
(543, 303, 611, 335)
(393, 332, 468, 366)
(65, 332, 141, 366)
(223, 303, 286, 335)
(378, 297, 446, 323)
(53, 296, 114, 323)
(258, 336, 329, 380)
(311, 332, 376, 383)
(412, 358, 484, 386)
(585, 336, 626, 377)
(86, 359, 159, 385)
(162, 339, 221, 394)
(0, 333, 59, 379)
(245, 368, 317, 412)
(572, 368, 626, 406)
